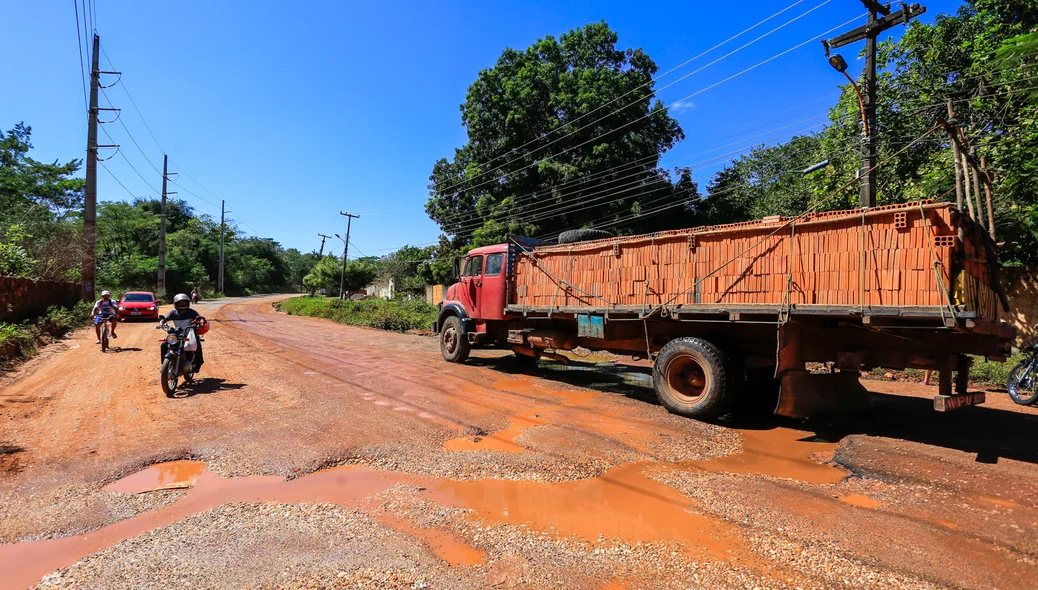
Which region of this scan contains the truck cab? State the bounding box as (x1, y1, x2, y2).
(436, 244, 514, 361)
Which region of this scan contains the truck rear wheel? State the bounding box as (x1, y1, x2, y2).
(653, 337, 730, 420)
(440, 315, 471, 363)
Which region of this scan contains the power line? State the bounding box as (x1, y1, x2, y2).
(99, 46, 165, 155)
(72, 0, 87, 111)
(427, 13, 868, 209)
(430, 1, 841, 200)
(100, 87, 162, 175)
(98, 160, 141, 200)
(430, 0, 829, 199)
(99, 124, 159, 194)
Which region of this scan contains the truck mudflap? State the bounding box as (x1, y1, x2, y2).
(775, 371, 873, 418)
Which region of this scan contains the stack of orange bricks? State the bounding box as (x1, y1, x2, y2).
(513, 201, 998, 318)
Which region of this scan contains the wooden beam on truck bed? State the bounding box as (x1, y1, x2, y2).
(505, 304, 977, 321)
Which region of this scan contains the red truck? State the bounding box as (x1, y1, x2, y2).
(434, 201, 1015, 420)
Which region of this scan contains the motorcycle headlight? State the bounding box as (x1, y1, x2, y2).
(165, 334, 179, 345)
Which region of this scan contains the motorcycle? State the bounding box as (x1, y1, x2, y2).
(191, 292, 200, 304)
(157, 317, 207, 397)
(1007, 324, 1038, 406)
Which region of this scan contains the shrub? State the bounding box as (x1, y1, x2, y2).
(0, 301, 92, 367)
(278, 296, 437, 333)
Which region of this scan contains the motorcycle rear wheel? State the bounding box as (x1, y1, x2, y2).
(1007, 360, 1038, 406)
(161, 358, 179, 397)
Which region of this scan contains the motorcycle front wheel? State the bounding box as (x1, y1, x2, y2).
(1007, 360, 1038, 406)
(160, 358, 179, 397)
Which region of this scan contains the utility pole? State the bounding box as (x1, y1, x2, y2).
(81, 33, 119, 301)
(317, 233, 331, 257)
(337, 212, 360, 299)
(218, 200, 226, 294)
(157, 155, 177, 297)
(824, 2, 926, 209)
(82, 34, 101, 301)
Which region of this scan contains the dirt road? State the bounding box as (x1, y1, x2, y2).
(1, 296, 1037, 589)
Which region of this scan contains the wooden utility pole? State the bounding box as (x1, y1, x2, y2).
(824, 2, 926, 208)
(218, 200, 226, 294)
(338, 212, 360, 299)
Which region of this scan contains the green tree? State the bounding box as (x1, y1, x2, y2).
(303, 255, 342, 294)
(426, 22, 685, 246)
(342, 259, 378, 293)
(0, 123, 85, 279)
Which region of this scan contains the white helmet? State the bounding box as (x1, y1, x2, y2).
(173, 293, 191, 309)
(101, 290, 111, 297)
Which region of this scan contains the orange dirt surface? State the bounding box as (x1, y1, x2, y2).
(1, 295, 1037, 589)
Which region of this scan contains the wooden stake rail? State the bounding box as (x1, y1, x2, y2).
(512, 201, 1001, 322)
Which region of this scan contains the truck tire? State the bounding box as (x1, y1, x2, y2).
(440, 315, 471, 363)
(557, 229, 613, 244)
(653, 337, 730, 420)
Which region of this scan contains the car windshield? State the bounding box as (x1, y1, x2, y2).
(123, 293, 154, 302)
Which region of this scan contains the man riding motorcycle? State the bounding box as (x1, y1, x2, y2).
(157, 293, 205, 373)
(91, 290, 119, 344)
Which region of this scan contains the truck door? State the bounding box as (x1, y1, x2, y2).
(480, 252, 507, 321)
(459, 255, 484, 318)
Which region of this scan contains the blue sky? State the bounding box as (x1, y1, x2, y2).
(2, 0, 963, 256)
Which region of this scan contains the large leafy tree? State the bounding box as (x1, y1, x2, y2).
(426, 22, 686, 246)
(0, 123, 85, 279)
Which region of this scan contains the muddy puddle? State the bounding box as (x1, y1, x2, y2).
(1, 423, 843, 587)
(686, 427, 847, 485)
(0, 458, 747, 587)
(103, 460, 207, 493)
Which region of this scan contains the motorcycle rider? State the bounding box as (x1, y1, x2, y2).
(157, 293, 205, 373)
(91, 290, 119, 344)
(190, 287, 200, 303)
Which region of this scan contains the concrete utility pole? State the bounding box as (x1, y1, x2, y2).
(82, 35, 101, 301)
(218, 200, 226, 294)
(337, 212, 360, 299)
(317, 233, 331, 257)
(824, 1, 926, 208)
(81, 33, 119, 301)
(157, 155, 177, 297)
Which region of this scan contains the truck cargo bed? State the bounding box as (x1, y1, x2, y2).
(509, 201, 1006, 328)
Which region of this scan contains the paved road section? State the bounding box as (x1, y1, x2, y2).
(0, 296, 1036, 588)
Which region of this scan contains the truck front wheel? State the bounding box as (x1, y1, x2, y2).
(440, 315, 471, 363)
(653, 337, 730, 420)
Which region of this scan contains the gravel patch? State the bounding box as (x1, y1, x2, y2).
(0, 483, 183, 544)
(35, 502, 442, 589)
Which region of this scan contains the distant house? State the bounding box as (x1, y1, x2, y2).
(363, 276, 394, 299)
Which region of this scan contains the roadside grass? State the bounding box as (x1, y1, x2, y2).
(278, 296, 437, 333)
(0, 302, 93, 368)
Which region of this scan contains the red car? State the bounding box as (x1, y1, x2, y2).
(117, 291, 159, 320)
